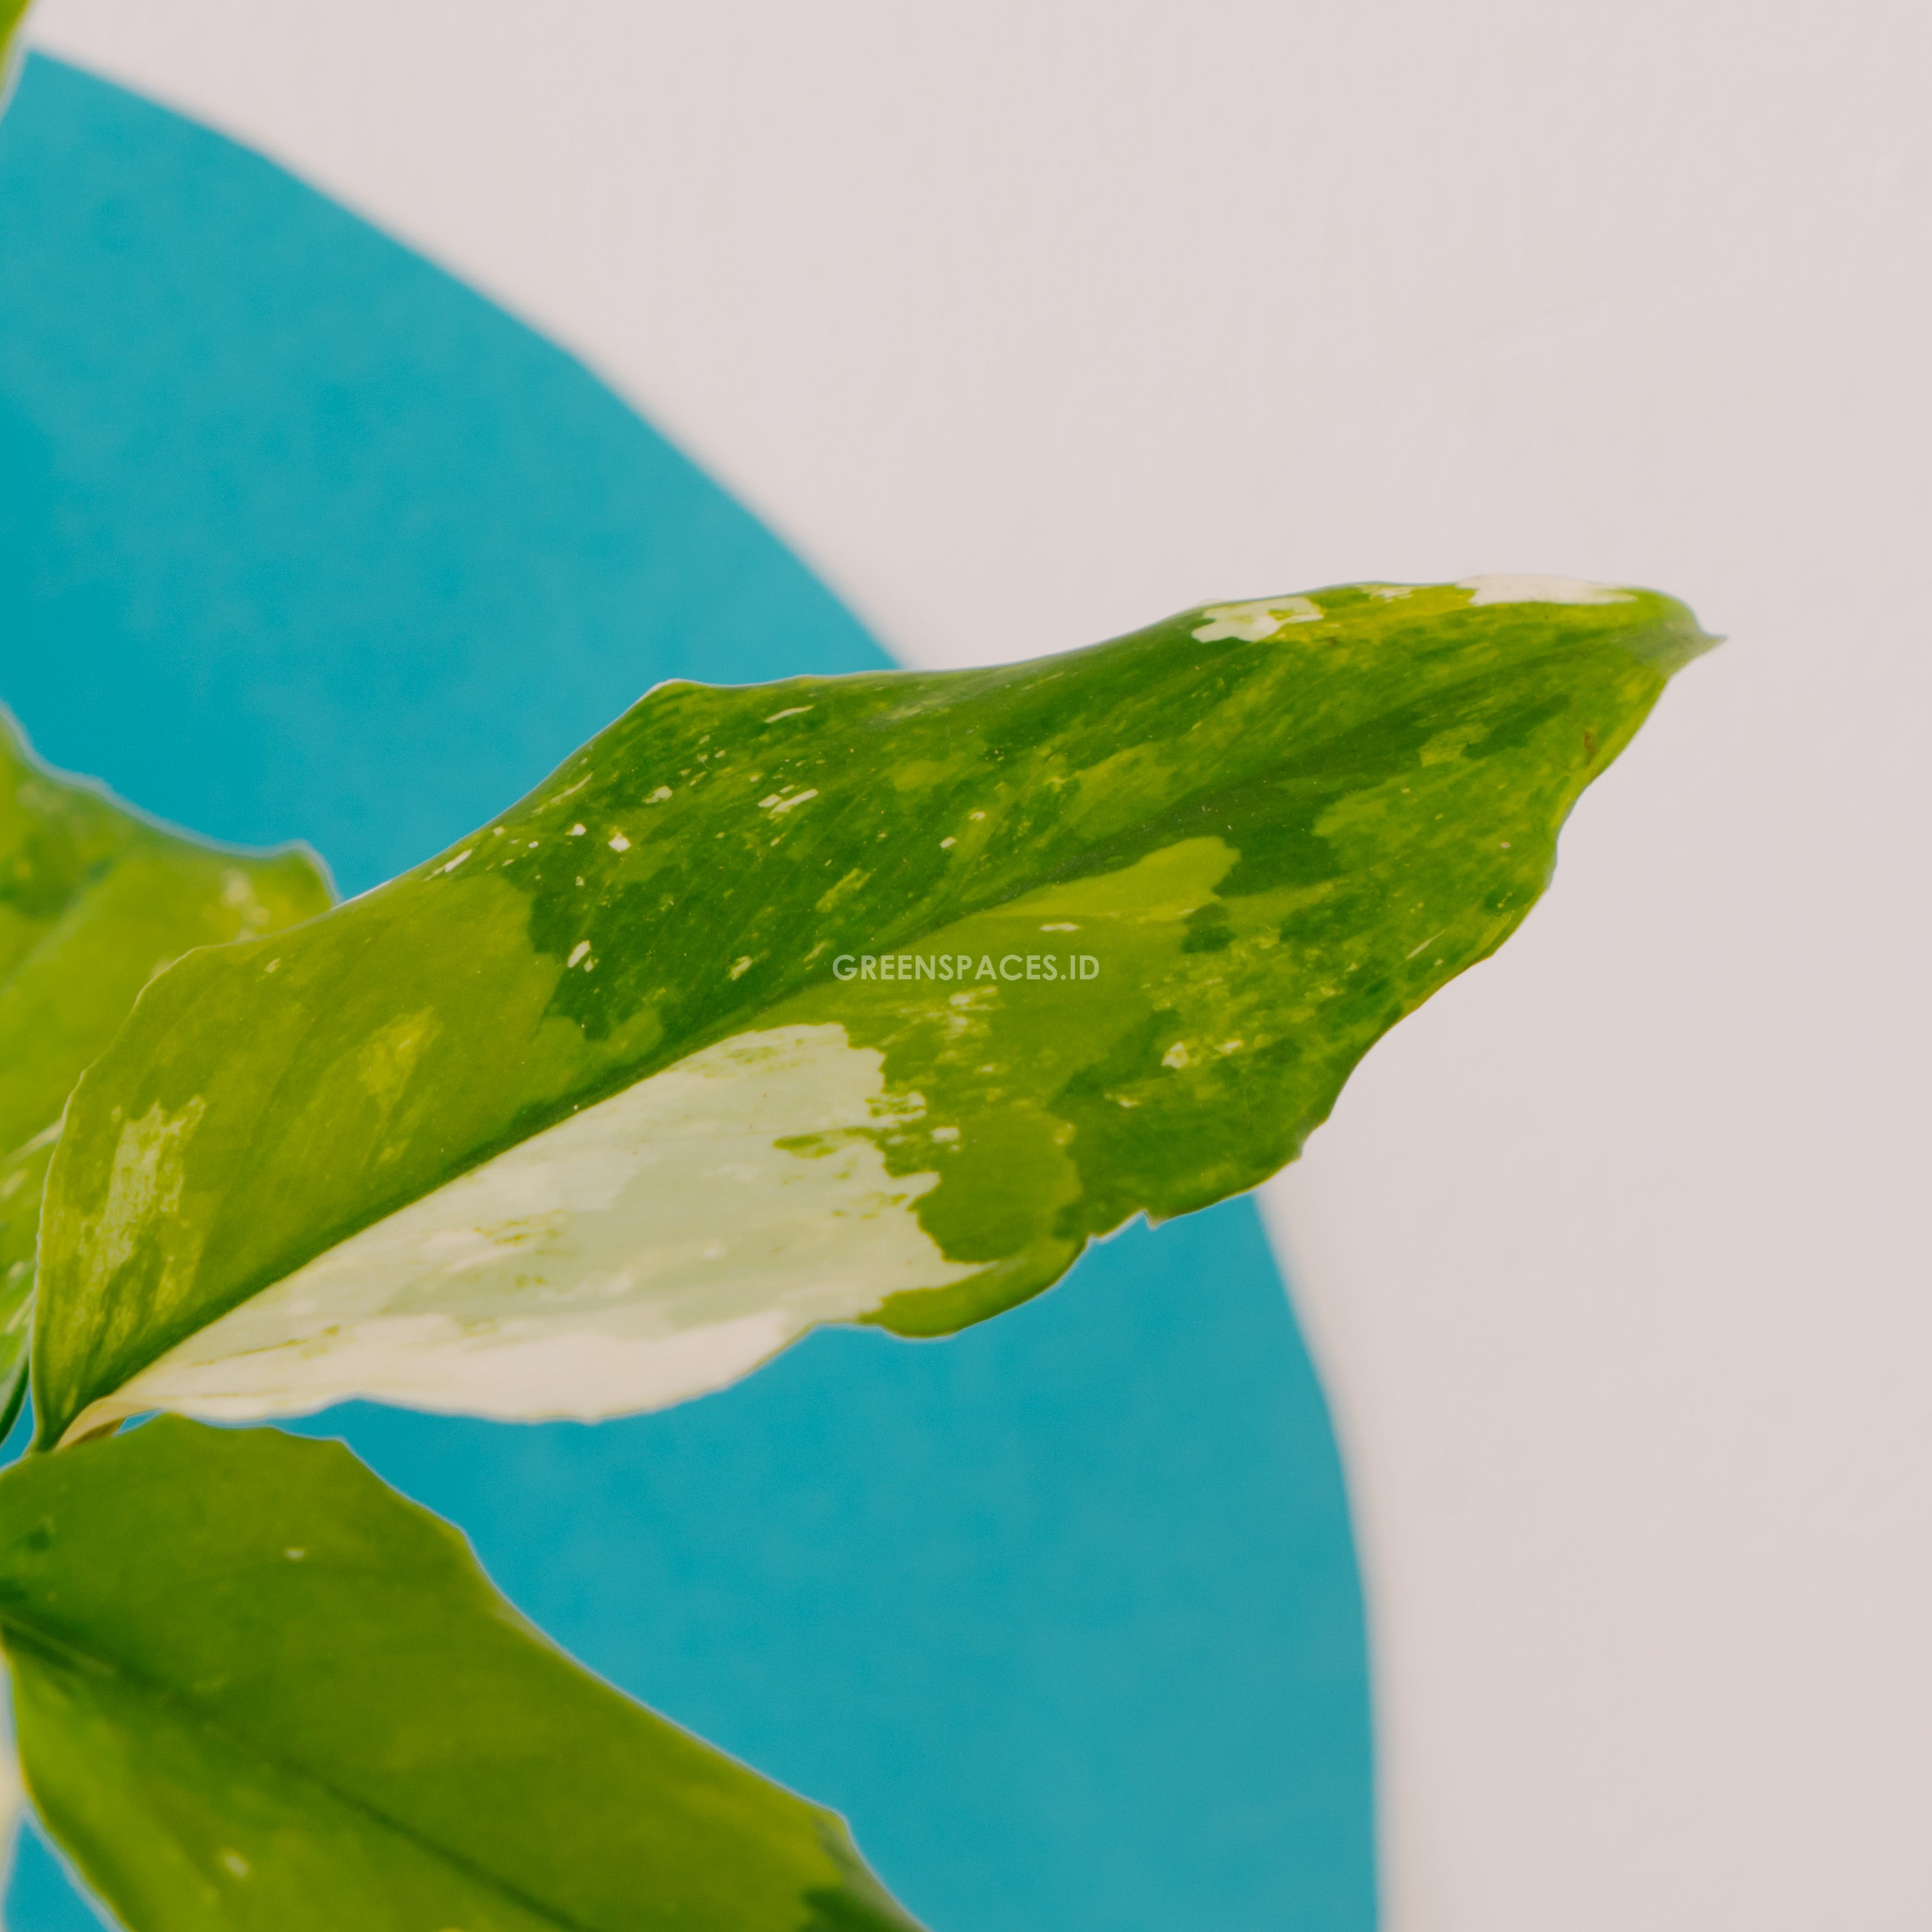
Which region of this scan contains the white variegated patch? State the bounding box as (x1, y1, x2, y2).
(1457, 574, 1632, 607)
(1190, 596, 1324, 642)
(63, 1025, 978, 1442)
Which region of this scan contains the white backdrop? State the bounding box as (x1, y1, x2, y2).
(27, 4, 1931, 1926)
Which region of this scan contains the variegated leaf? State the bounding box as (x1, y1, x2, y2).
(32, 580, 1711, 1447)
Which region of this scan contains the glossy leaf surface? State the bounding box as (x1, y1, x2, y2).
(34, 580, 1711, 1445)
(0, 711, 331, 1430)
(0, 1416, 917, 1931)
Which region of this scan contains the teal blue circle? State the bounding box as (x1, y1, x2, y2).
(0, 56, 1374, 1931)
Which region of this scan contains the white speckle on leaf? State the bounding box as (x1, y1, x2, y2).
(264, 959, 280, 975)
(440, 850, 472, 874)
(567, 824, 586, 837)
(730, 956, 754, 979)
(219, 1852, 250, 1879)
(1162, 1042, 1191, 1069)
(1405, 930, 1445, 959)
(567, 942, 591, 968)
(1040, 922, 1078, 932)
(608, 832, 631, 852)
(940, 836, 956, 849)
(931, 1126, 960, 1143)
(1191, 596, 1322, 643)
(1368, 584, 1417, 600)
(969, 810, 986, 821)
(1458, 575, 1631, 607)
(764, 706, 814, 722)
(284, 1547, 305, 1561)
(646, 787, 673, 803)
(762, 789, 818, 815)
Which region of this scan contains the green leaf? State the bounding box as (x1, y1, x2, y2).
(0, 1415, 919, 1931)
(32, 579, 1711, 1447)
(0, 709, 332, 1433)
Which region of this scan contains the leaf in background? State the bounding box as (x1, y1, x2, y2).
(0, 710, 334, 1433)
(0, 1416, 919, 1931)
(32, 580, 1712, 1447)
(0, 1, 30, 119)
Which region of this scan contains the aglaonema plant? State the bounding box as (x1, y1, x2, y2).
(0, 578, 1711, 1929)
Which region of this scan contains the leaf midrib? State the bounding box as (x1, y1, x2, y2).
(0, 1600, 608, 1932)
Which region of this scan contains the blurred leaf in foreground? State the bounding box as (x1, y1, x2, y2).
(0, 1416, 920, 1931)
